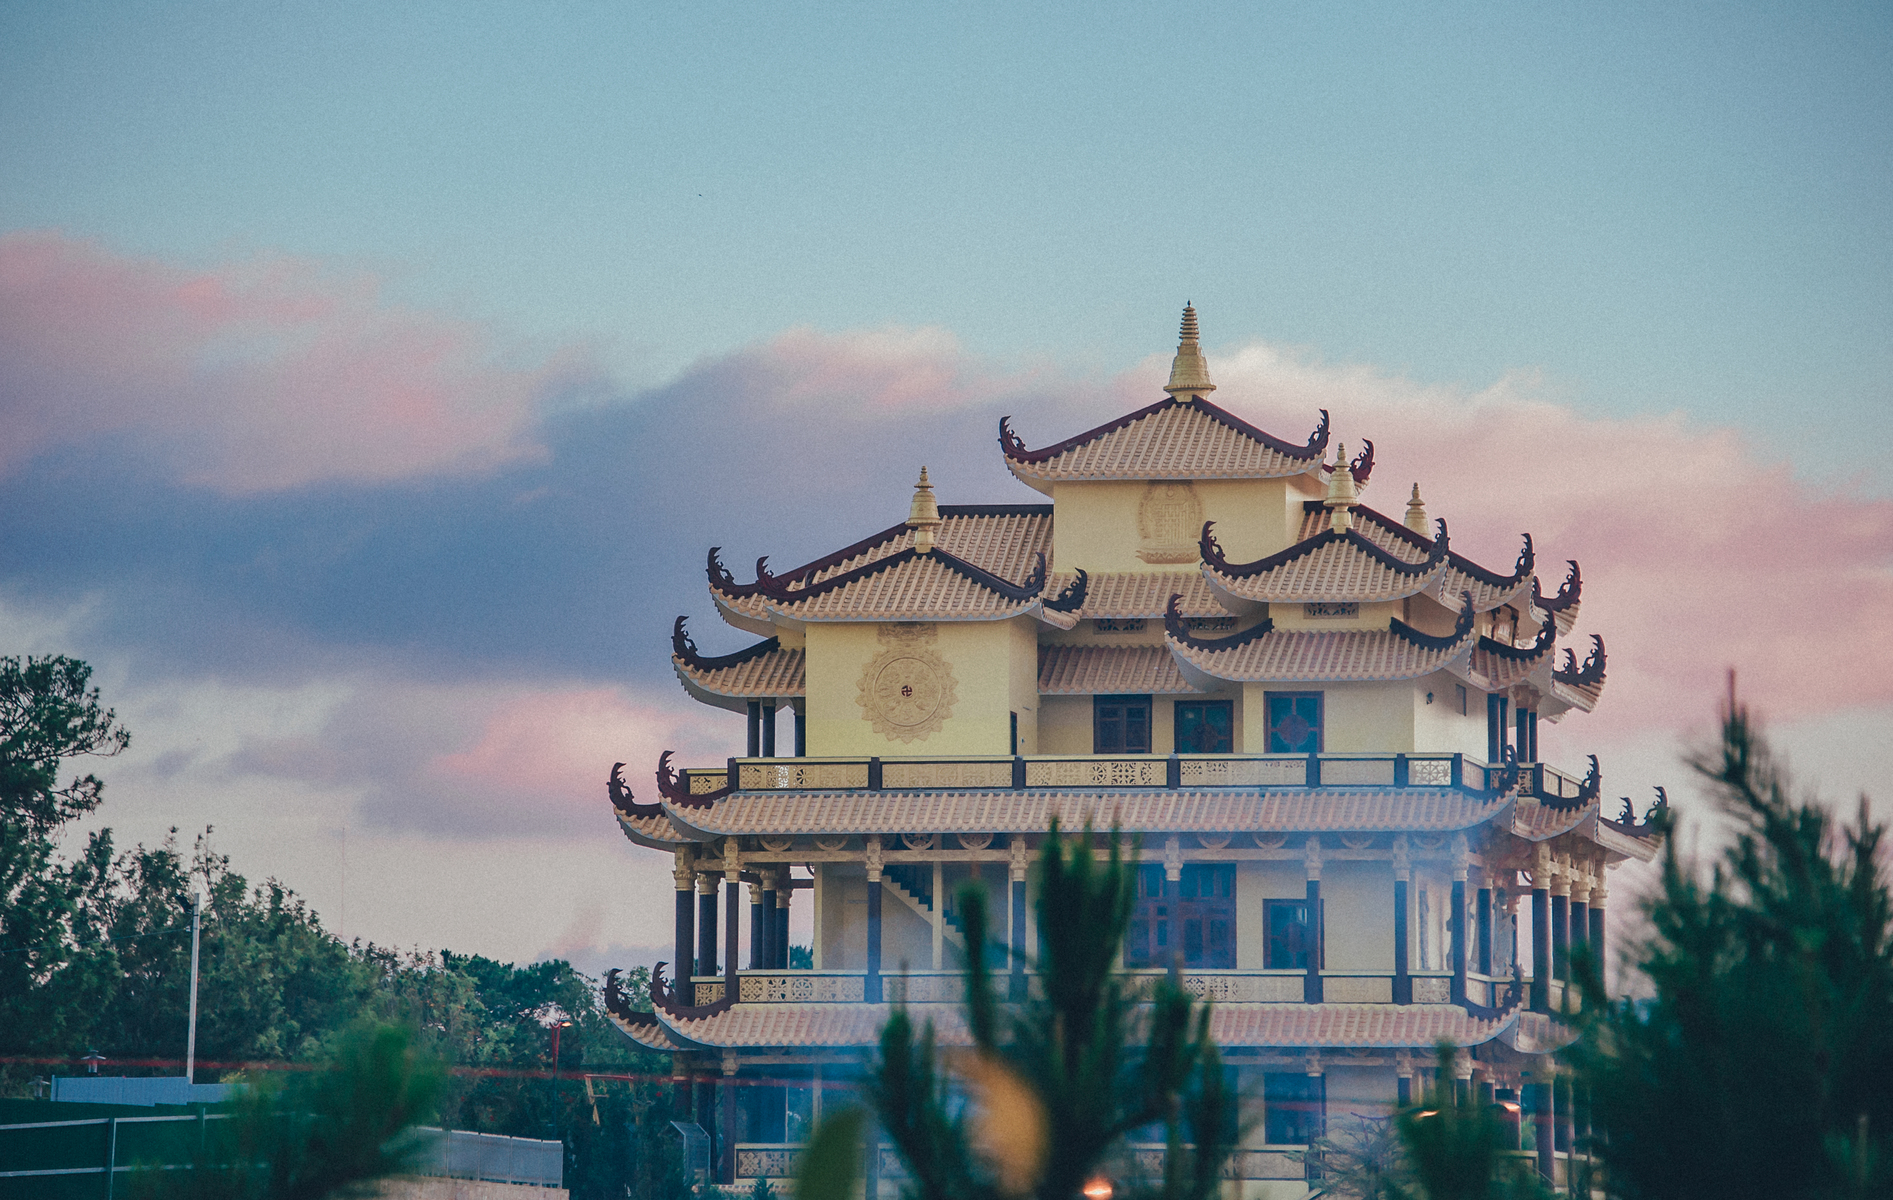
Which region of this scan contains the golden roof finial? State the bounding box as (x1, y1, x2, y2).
(1163, 302, 1216, 399)
(1325, 442, 1358, 533)
(1404, 482, 1429, 534)
(907, 466, 942, 554)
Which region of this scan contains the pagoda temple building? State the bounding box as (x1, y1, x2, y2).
(603, 307, 1662, 1197)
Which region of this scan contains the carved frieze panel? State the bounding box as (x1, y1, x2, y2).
(857, 624, 957, 744)
(1137, 482, 1205, 563)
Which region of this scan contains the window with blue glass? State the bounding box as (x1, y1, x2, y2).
(1265, 692, 1323, 753)
(1174, 699, 1234, 753)
(1263, 1073, 1325, 1144)
(1125, 864, 1234, 968)
(1094, 694, 1152, 754)
(1264, 898, 1320, 970)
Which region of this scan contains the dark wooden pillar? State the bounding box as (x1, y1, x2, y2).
(866, 871, 883, 1003)
(746, 700, 761, 757)
(1393, 876, 1412, 1005)
(752, 881, 771, 970)
(1532, 1074, 1554, 1183)
(1450, 876, 1468, 1004)
(1551, 892, 1570, 987)
(1556, 1074, 1573, 1154)
(1589, 892, 1607, 989)
(1304, 876, 1323, 1003)
(1531, 883, 1550, 1012)
(675, 862, 696, 988)
(1010, 877, 1027, 1001)
(760, 702, 776, 757)
(697, 876, 719, 981)
(672, 1056, 692, 1130)
(719, 1071, 737, 1183)
(775, 884, 791, 968)
(1476, 885, 1493, 977)
(724, 879, 740, 1000)
(794, 707, 806, 756)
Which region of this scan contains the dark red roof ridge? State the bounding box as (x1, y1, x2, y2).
(1328, 501, 1535, 590)
(708, 507, 1053, 600)
(672, 615, 782, 672)
(1201, 519, 1450, 581)
(1001, 398, 1330, 465)
(1163, 593, 1278, 651)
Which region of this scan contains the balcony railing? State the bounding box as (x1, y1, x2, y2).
(688, 969, 1507, 1007)
(674, 752, 1548, 796)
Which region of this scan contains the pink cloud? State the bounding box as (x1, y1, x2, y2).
(428, 684, 730, 810)
(1200, 343, 1893, 738)
(0, 231, 589, 492)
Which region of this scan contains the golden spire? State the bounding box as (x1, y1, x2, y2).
(1325, 442, 1358, 533)
(1404, 482, 1429, 534)
(907, 466, 942, 554)
(1163, 303, 1216, 399)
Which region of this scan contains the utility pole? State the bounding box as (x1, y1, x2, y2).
(186, 887, 203, 1085)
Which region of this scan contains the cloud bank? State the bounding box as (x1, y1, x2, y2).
(0, 232, 590, 493)
(4, 235, 1887, 960)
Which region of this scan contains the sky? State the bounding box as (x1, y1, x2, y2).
(1, 1, 1889, 979)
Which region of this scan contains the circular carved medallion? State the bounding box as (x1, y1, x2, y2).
(814, 836, 849, 852)
(857, 628, 957, 743)
(874, 655, 945, 727)
(957, 831, 994, 851)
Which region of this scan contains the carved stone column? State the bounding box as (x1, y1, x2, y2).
(1394, 1049, 1414, 1105)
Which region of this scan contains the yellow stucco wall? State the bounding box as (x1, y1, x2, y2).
(1321, 860, 1392, 972)
(1241, 681, 1416, 754)
(803, 620, 1022, 756)
(1235, 861, 1310, 969)
(1048, 478, 1308, 574)
(1037, 695, 1092, 754)
(1412, 673, 1489, 757)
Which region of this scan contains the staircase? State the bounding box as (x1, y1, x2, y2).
(881, 864, 967, 948)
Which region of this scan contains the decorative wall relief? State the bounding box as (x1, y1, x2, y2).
(1137, 481, 1205, 563)
(857, 623, 958, 743)
(1303, 601, 1360, 619)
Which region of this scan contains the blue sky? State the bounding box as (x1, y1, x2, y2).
(1, 1, 1888, 971)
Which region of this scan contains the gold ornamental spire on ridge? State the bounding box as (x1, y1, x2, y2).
(1163, 303, 1216, 398)
(907, 466, 942, 554)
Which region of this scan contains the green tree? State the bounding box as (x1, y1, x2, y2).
(800, 824, 1237, 1200)
(1567, 687, 1893, 1200)
(0, 655, 133, 1073)
(1391, 1046, 1548, 1200)
(135, 1020, 447, 1200)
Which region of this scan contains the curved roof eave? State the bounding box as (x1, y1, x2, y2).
(673, 661, 757, 714)
(617, 812, 689, 851)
